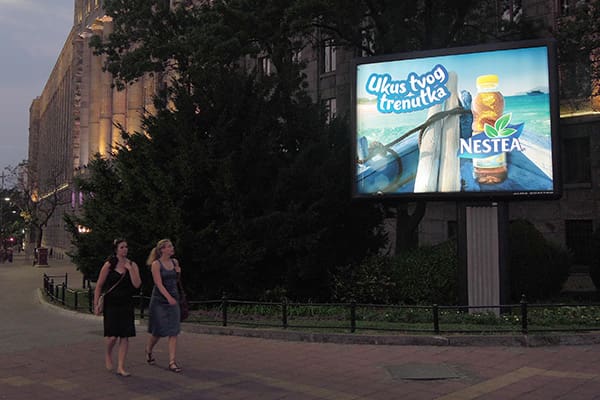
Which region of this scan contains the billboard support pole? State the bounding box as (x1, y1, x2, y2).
(459, 203, 509, 314)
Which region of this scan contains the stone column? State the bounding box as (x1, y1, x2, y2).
(127, 78, 144, 135)
(112, 88, 127, 148)
(88, 22, 104, 158)
(78, 32, 92, 166)
(98, 20, 113, 156)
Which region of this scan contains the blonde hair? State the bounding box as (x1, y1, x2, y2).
(146, 238, 172, 266)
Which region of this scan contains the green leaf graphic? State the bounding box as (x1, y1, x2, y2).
(498, 128, 517, 137)
(484, 124, 498, 138)
(495, 113, 512, 131)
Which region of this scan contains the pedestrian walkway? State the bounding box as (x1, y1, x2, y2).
(2, 253, 600, 399)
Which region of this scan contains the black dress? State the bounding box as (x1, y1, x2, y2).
(102, 269, 137, 338)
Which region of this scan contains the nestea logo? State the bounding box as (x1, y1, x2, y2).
(459, 113, 524, 159)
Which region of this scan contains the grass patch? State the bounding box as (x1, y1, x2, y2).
(43, 289, 600, 335)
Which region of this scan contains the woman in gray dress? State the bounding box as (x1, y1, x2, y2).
(144, 238, 183, 372)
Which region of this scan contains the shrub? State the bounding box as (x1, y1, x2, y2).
(391, 240, 458, 305)
(508, 219, 571, 302)
(331, 255, 397, 304)
(332, 240, 458, 305)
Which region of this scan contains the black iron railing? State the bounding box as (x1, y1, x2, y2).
(42, 274, 600, 335)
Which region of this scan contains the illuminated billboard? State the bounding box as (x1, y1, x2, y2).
(352, 39, 560, 200)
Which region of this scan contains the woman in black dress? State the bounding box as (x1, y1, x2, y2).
(94, 239, 142, 376)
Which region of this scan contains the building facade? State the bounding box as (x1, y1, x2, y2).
(29, 0, 159, 255)
(31, 0, 600, 270)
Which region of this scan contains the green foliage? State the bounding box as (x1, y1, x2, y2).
(392, 240, 458, 305)
(332, 240, 458, 305)
(331, 255, 397, 304)
(508, 219, 572, 302)
(73, 0, 553, 303)
(71, 0, 387, 301)
(64, 157, 152, 282)
(555, 0, 600, 101)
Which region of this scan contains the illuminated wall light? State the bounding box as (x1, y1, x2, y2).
(77, 225, 92, 234)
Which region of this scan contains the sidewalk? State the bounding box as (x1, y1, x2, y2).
(2, 254, 600, 399)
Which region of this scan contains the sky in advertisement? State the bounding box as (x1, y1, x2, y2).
(0, 0, 74, 178)
(356, 45, 551, 99)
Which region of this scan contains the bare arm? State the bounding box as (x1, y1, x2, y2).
(93, 261, 111, 315)
(151, 260, 177, 305)
(125, 260, 142, 289)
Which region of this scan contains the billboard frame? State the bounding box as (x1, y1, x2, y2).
(350, 39, 561, 202)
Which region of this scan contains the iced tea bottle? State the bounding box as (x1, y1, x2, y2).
(471, 74, 507, 184)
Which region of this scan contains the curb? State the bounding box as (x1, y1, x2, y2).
(36, 288, 138, 325)
(37, 290, 600, 347)
(181, 321, 600, 347)
(36, 288, 102, 322)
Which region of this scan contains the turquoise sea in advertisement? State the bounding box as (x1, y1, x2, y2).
(357, 94, 551, 146)
(354, 44, 557, 195)
(356, 90, 554, 194)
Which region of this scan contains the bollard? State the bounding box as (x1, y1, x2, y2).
(222, 293, 228, 327)
(350, 300, 356, 333)
(88, 286, 93, 313)
(520, 294, 528, 334)
(139, 293, 145, 319)
(282, 297, 288, 329)
(433, 304, 440, 334)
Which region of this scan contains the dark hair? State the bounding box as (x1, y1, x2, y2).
(113, 238, 127, 251)
(108, 238, 127, 270)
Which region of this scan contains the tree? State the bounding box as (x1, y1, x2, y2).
(70, 0, 389, 300)
(554, 0, 600, 111)
(4, 163, 69, 251)
(0, 184, 24, 251)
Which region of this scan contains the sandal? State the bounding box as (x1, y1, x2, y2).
(169, 361, 182, 373)
(145, 348, 155, 365)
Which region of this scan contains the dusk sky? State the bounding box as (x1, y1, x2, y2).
(0, 0, 73, 180)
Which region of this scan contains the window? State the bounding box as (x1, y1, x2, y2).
(292, 49, 302, 64)
(500, 0, 522, 23)
(563, 137, 591, 184)
(560, 0, 588, 15)
(259, 56, 272, 76)
(324, 98, 336, 123)
(361, 29, 375, 57)
(322, 40, 336, 73)
(565, 219, 593, 265)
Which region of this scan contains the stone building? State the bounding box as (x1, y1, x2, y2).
(30, 0, 600, 272)
(28, 0, 160, 256)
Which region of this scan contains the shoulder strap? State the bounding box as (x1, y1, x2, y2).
(104, 271, 126, 295)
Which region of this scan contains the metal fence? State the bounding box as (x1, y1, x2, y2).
(43, 273, 600, 335)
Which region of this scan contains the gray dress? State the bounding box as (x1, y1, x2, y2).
(147, 260, 181, 337)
